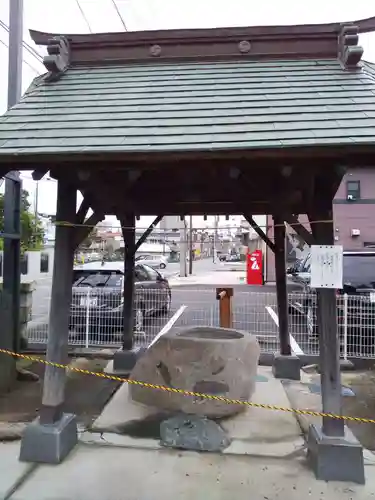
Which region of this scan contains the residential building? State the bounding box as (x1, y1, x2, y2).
(265, 167, 375, 281)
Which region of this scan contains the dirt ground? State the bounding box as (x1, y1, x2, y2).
(0, 357, 121, 428)
(341, 368, 375, 451)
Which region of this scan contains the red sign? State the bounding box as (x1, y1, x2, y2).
(246, 250, 263, 286)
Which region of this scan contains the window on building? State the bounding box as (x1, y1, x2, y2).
(20, 254, 28, 275)
(40, 252, 49, 273)
(346, 180, 360, 201)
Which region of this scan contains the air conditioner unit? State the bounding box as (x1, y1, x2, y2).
(351, 229, 360, 237)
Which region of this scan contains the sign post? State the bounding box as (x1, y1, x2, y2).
(246, 249, 263, 285)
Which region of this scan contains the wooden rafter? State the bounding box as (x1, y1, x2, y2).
(135, 215, 163, 252)
(243, 214, 276, 253)
(284, 214, 314, 246)
(73, 211, 104, 250)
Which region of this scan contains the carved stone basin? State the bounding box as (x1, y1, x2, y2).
(129, 326, 260, 418)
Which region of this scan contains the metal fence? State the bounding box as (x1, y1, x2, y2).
(25, 286, 375, 359)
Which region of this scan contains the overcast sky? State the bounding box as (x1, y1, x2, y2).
(1, 1, 375, 229)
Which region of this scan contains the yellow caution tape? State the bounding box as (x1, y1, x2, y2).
(1, 348, 374, 424)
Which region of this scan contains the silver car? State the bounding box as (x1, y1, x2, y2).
(135, 254, 167, 269)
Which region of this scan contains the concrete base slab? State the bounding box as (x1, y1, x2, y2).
(19, 413, 78, 464)
(272, 353, 301, 381)
(9, 444, 375, 500)
(112, 347, 146, 374)
(0, 442, 34, 499)
(92, 366, 304, 458)
(308, 424, 365, 484)
(92, 383, 157, 432)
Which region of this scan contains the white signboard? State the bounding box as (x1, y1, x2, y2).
(310, 245, 343, 289)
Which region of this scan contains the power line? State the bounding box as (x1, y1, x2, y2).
(75, 0, 92, 33)
(0, 19, 43, 64)
(110, 0, 128, 31)
(0, 36, 41, 75)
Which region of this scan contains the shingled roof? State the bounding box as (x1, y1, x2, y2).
(1, 17, 375, 163)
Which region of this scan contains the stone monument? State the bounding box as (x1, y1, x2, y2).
(129, 326, 260, 418)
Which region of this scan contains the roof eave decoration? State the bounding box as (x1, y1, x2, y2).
(339, 25, 364, 69)
(29, 15, 375, 68)
(43, 36, 70, 81)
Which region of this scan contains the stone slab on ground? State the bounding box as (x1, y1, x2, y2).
(8, 444, 375, 500)
(222, 366, 304, 457)
(91, 366, 304, 458)
(0, 442, 34, 499)
(160, 414, 231, 452)
(0, 422, 26, 441)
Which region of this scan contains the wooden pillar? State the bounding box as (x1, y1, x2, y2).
(121, 213, 136, 351)
(0, 170, 21, 392)
(273, 215, 291, 356)
(310, 209, 344, 437)
(40, 180, 76, 424)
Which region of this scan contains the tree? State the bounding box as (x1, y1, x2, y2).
(0, 189, 45, 252)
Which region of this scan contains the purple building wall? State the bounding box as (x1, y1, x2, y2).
(265, 168, 375, 282)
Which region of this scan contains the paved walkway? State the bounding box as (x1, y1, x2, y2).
(2, 367, 375, 499)
(169, 270, 246, 286)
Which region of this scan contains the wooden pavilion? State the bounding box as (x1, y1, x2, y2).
(1, 15, 375, 482)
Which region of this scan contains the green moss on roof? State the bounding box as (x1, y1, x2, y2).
(1, 59, 375, 155)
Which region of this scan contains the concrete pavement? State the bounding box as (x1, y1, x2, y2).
(3, 366, 375, 499)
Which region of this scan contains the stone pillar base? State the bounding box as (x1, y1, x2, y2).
(19, 413, 77, 464)
(113, 347, 146, 374)
(272, 353, 301, 380)
(307, 424, 365, 484)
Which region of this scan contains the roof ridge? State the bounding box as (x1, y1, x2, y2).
(28, 18, 375, 71)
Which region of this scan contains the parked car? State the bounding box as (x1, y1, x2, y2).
(226, 253, 241, 262)
(135, 254, 167, 269)
(286, 257, 305, 276)
(288, 254, 311, 289)
(69, 261, 171, 342)
(289, 251, 375, 355)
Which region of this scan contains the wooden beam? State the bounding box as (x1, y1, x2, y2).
(75, 196, 91, 225)
(135, 215, 163, 252)
(39, 180, 76, 425)
(73, 212, 104, 250)
(31, 167, 49, 181)
(273, 214, 291, 356)
(285, 214, 314, 246)
(308, 207, 344, 438)
(120, 213, 136, 350)
(243, 214, 276, 253)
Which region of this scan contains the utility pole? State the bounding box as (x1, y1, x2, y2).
(213, 215, 219, 263)
(1, 0, 23, 391)
(34, 181, 39, 221)
(188, 215, 194, 274)
(179, 217, 187, 277)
